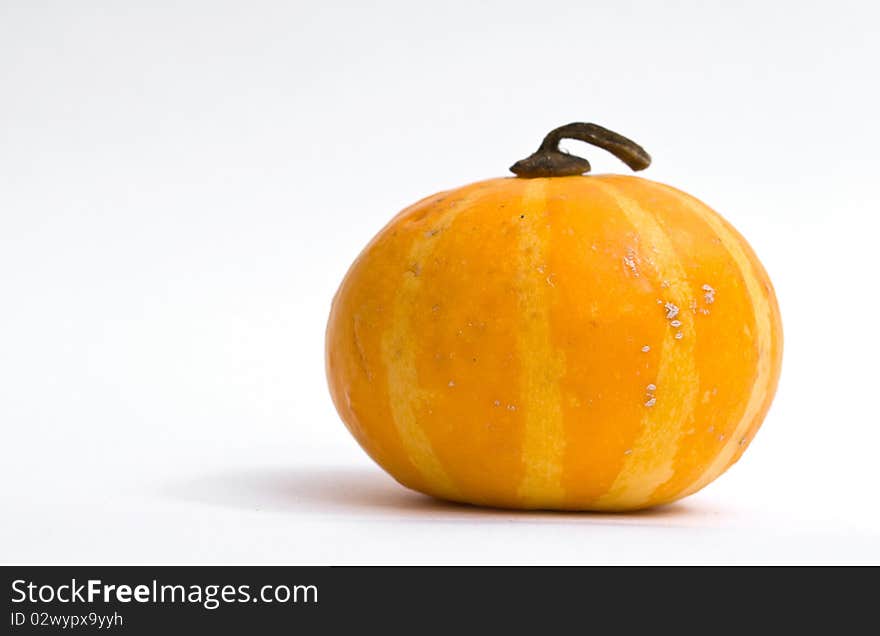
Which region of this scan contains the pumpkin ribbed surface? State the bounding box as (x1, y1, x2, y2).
(325, 174, 782, 510)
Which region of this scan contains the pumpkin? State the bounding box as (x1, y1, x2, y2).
(325, 123, 782, 511)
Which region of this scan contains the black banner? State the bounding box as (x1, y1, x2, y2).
(2, 565, 873, 632)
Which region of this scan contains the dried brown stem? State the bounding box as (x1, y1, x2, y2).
(510, 123, 651, 178)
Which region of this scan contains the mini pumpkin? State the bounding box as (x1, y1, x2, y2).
(325, 123, 782, 511)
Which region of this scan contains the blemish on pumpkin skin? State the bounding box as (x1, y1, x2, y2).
(644, 382, 657, 408)
(641, 345, 651, 352)
(702, 284, 716, 304)
(352, 317, 373, 381)
(623, 247, 641, 277)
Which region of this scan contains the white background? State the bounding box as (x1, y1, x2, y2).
(2, 0, 879, 564)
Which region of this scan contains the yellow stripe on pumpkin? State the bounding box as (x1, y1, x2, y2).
(380, 187, 492, 501)
(591, 179, 700, 510)
(654, 184, 776, 498)
(515, 179, 568, 507)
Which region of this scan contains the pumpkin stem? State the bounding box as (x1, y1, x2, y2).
(510, 123, 651, 178)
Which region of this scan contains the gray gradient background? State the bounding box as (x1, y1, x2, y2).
(2, 1, 878, 563)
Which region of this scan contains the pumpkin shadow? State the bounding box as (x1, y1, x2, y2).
(166, 465, 707, 527)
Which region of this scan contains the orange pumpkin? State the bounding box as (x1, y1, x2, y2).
(325, 123, 782, 511)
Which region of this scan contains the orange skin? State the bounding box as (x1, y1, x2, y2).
(325, 175, 782, 511)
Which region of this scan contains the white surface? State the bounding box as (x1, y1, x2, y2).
(2, 0, 879, 564)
